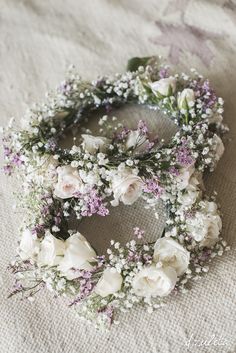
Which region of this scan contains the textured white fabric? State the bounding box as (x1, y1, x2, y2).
(0, 1, 236, 352)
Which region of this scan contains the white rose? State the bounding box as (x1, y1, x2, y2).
(186, 201, 222, 247)
(37, 231, 65, 266)
(175, 165, 195, 190)
(95, 268, 123, 297)
(111, 169, 143, 206)
(153, 238, 190, 276)
(150, 77, 176, 96)
(58, 233, 96, 280)
(132, 265, 177, 298)
(54, 165, 83, 199)
(18, 229, 40, 260)
(177, 88, 195, 109)
(125, 130, 149, 153)
(212, 134, 224, 161)
(177, 175, 201, 208)
(81, 134, 110, 154)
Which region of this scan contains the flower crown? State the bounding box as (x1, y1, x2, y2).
(3, 56, 229, 328)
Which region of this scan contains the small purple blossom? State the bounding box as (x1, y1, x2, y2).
(168, 166, 180, 176)
(11, 154, 24, 166)
(137, 120, 148, 135)
(133, 227, 145, 239)
(3, 164, 13, 175)
(175, 139, 194, 167)
(192, 79, 217, 110)
(76, 188, 109, 217)
(3, 146, 12, 157)
(45, 138, 58, 152)
(69, 269, 96, 306)
(159, 67, 169, 79)
(143, 178, 163, 198)
(116, 126, 130, 140)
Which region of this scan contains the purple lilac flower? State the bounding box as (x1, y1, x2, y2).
(191, 79, 217, 110)
(69, 270, 95, 306)
(79, 188, 109, 217)
(175, 139, 194, 167)
(133, 227, 145, 239)
(175, 146, 194, 166)
(168, 166, 180, 176)
(32, 224, 45, 237)
(3, 146, 12, 157)
(11, 154, 24, 166)
(116, 126, 130, 140)
(159, 67, 169, 79)
(3, 164, 13, 175)
(45, 138, 58, 151)
(143, 178, 163, 198)
(137, 120, 148, 134)
(59, 82, 72, 94)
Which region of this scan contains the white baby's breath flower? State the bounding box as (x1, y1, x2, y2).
(186, 201, 222, 247)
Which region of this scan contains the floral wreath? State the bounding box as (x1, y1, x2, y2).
(3, 56, 229, 328)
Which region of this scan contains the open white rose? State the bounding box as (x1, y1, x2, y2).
(212, 134, 224, 161)
(177, 88, 195, 109)
(153, 238, 190, 276)
(150, 77, 176, 96)
(132, 265, 177, 298)
(37, 231, 65, 266)
(111, 169, 143, 206)
(54, 165, 83, 199)
(95, 268, 123, 297)
(58, 233, 96, 280)
(19, 229, 40, 260)
(81, 134, 110, 154)
(186, 201, 222, 247)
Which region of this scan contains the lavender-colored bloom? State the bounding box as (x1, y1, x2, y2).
(143, 178, 163, 198)
(80, 188, 109, 217)
(3, 146, 12, 157)
(175, 139, 194, 166)
(133, 227, 145, 239)
(116, 126, 130, 140)
(168, 166, 180, 176)
(175, 146, 194, 166)
(137, 120, 148, 135)
(192, 79, 217, 110)
(11, 154, 24, 166)
(159, 67, 169, 79)
(45, 138, 58, 151)
(3, 164, 13, 175)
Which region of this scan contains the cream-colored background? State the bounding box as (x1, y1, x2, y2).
(0, 1, 236, 352)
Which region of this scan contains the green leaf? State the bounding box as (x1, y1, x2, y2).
(126, 56, 154, 72)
